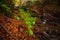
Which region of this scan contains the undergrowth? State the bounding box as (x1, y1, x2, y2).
(14, 8, 37, 35)
(0, 1, 37, 35)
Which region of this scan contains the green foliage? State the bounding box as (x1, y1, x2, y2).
(0, 2, 12, 17)
(1, 4, 11, 13)
(28, 29, 34, 35)
(14, 8, 37, 35)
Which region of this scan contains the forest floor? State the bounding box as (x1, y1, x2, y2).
(0, 3, 60, 40)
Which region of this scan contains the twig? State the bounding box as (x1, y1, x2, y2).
(0, 23, 17, 40)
